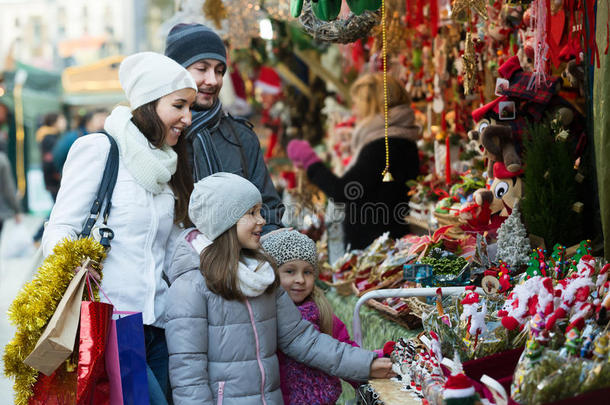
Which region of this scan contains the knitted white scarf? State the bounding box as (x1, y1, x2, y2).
(104, 106, 177, 194)
(191, 233, 276, 297)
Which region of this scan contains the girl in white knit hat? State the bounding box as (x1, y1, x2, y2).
(42, 51, 197, 404)
(164, 173, 394, 404)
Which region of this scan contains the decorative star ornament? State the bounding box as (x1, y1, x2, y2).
(451, 0, 489, 22)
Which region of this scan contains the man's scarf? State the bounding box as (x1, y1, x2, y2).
(185, 100, 225, 179)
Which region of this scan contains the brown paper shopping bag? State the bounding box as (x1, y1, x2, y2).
(24, 266, 88, 376)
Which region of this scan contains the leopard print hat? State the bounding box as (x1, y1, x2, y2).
(262, 230, 318, 273)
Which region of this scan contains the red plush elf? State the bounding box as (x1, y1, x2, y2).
(255, 66, 283, 161)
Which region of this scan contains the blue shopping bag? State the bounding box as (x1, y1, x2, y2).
(106, 312, 149, 405)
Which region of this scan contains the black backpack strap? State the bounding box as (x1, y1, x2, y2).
(80, 131, 119, 249)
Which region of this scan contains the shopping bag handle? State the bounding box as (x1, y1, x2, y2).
(84, 269, 139, 316)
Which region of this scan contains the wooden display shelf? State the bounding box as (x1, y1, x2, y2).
(367, 379, 422, 405)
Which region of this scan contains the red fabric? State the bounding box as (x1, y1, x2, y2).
(462, 347, 523, 387)
(472, 97, 506, 122)
(493, 162, 524, 178)
(498, 56, 522, 79)
(265, 132, 278, 161)
(541, 386, 610, 405)
(256, 66, 281, 92)
(444, 373, 472, 390)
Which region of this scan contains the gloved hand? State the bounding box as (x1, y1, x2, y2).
(286, 139, 321, 169)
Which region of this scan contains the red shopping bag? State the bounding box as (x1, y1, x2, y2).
(74, 273, 113, 404)
(29, 366, 77, 405)
(76, 300, 113, 404)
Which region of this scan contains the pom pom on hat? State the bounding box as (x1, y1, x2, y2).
(255, 66, 282, 95)
(189, 173, 262, 241)
(119, 52, 197, 110)
(262, 230, 318, 272)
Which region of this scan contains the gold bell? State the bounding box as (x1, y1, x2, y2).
(382, 169, 394, 182)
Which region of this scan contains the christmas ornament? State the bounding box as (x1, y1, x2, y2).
(451, 0, 488, 22)
(496, 202, 531, 271)
(379, 0, 393, 182)
(462, 31, 477, 95)
(202, 0, 228, 29)
(297, 1, 380, 43)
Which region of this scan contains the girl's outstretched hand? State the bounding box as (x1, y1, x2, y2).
(369, 357, 396, 379)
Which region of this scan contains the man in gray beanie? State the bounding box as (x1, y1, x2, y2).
(165, 24, 284, 234)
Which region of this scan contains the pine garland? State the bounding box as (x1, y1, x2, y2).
(3, 237, 105, 405)
(521, 121, 582, 247)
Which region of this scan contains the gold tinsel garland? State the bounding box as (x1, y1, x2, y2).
(3, 237, 106, 405)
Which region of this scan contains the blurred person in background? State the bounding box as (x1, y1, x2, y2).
(35, 112, 67, 200)
(287, 73, 421, 249)
(52, 108, 108, 174)
(0, 103, 10, 152)
(0, 147, 21, 235)
(164, 23, 284, 234)
(33, 113, 67, 242)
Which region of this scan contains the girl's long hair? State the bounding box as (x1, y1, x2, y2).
(311, 285, 334, 336)
(131, 101, 193, 226)
(200, 225, 279, 301)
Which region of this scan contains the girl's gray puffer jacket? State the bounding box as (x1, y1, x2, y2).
(165, 229, 376, 405)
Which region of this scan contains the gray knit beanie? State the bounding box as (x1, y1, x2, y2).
(189, 172, 262, 241)
(165, 23, 227, 69)
(262, 230, 318, 273)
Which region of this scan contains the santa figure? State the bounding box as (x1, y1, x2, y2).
(255, 66, 285, 160)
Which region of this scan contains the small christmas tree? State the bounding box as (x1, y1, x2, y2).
(497, 202, 531, 271)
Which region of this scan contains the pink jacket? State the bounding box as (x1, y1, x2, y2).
(278, 300, 360, 405)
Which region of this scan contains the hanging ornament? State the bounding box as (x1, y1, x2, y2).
(380, 0, 393, 182)
(527, 0, 550, 90)
(462, 31, 477, 95)
(202, 0, 228, 29)
(371, 0, 408, 56)
(450, 0, 489, 22)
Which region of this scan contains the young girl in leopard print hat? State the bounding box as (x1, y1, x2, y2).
(262, 230, 362, 405)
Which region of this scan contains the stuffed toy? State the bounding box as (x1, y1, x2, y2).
(469, 123, 521, 178)
(562, 59, 585, 97)
(461, 161, 523, 236)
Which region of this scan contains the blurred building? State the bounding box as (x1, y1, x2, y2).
(0, 0, 173, 70)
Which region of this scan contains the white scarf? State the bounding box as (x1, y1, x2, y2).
(104, 106, 177, 194)
(190, 233, 276, 297)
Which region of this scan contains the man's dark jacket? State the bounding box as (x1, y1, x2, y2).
(186, 114, 284, 234)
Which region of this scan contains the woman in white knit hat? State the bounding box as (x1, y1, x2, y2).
(42, 51, 197, 404)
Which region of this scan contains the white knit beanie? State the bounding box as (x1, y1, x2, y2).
(189, 172, 262, 241)
(119, 51, 197, 110)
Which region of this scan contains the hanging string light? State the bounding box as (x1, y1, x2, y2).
(381, 0, 393, 182)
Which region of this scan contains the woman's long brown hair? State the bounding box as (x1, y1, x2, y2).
(200, 226, 279, 301)
(131, 101, 193, 226)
